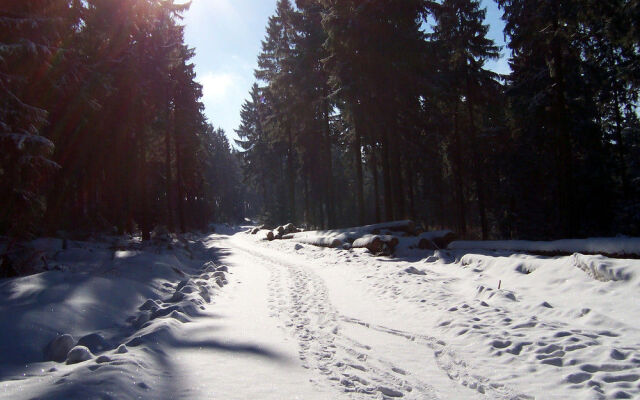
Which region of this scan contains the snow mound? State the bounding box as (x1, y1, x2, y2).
(404, 266, 426, 275)
(77, 333, 109, 354)
(95, 354, 112, 363)
(571, 254, 634, 282)
(43, 334, 75, 362)
(66, 345, 93, 364)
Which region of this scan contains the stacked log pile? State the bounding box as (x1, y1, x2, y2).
(246, 220, 457, 257)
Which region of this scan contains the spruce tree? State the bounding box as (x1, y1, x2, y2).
(0, 0, 72, 235)
(256, 0, 299, 224)
(430, 0, 501, 238)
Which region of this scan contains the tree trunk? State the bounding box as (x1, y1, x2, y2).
(452, 102, 467, 236)
(287, 124, 296, 224)
(613, 86, 629, 199)
(165, 101, 174, 232)
(381, 127, 393, 222)
(137, 133, 151, 240)
(466, 74, 488, 239)
(323, 97, 335, 228)
(550, 5, 574, 237)
(391, 134, 406, 219)
(303, 171, 310, 226)
(173, 124, 186, 233)
(353, 112, 365, 225)
(370, 145, 381, 223)
(407, 162, 416, 222)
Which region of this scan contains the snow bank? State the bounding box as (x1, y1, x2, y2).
(449, 237, 640, 257)
(0, 233, 231, 399)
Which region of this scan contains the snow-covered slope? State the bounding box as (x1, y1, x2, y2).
(0, 234, 234, 399)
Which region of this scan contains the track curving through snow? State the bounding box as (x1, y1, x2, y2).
(224, 233, 518, 399)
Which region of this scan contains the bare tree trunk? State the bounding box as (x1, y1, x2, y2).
(173, 125, 186, 233)
(353, 113, 365, 225)
(466, 74, 488, 239)
(407, 162, 416, 221)
(137, 133, 151, 240)
(381, 127, 393, 221)
(391, 134, 406, 219)
(164, 100, 174, 232)
(613, 87, 629, 199)
(287, 125, 296, 224)
(550, 2, 574, 237)
(303, 171, 310, 226)
(323, 98, 335, 228)
(452, 102, 467, 236)
(370, 145, 381, 223)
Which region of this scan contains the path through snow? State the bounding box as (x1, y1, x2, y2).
(2, 229, 639, 399)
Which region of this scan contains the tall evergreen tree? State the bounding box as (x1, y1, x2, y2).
(498, 0, 614, 238)
(430, 0, 501, 239)
(255, 0, 299, 224)
(322, 0, 426, 224)
(0, 0, 75, 235)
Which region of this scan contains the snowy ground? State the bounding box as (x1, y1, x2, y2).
(1, 227, 639, 399)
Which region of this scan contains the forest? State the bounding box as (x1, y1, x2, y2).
(238, 0, 640, 240)
(2, 0, 640, 241)
(1, 0, 244, 239)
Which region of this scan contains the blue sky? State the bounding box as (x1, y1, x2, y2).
(182, 0, 508, 143)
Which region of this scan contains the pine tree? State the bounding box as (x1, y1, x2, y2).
(236, 84, 274, 221)
(430, 0, 501, 238)
(322, 0, 426, 224)
(498, 0, 613, 237)
(291, 0, 335, 228)
(256, 0, 299, 224)
(0, 0, 73, 235)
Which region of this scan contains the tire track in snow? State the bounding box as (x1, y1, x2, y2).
(340, 315, 533, 400)
(229, 236, 436, 398)
(228, 236, 519, 399)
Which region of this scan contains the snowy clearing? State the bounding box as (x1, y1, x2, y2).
(1, 227, 640, 399)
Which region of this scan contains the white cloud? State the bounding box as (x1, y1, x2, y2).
(197, 70, 253, 141)
(199, 72, 236, 105)
(185, 0, 240, 26)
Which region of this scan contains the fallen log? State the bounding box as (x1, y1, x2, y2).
(352, 235, 399, 254)
(292, 235, 343, 248)
(275, 226, 285, 236)
(258, 229, 274, 241)
(416, 230, 456, 249)
(283, 223, 297, 234)
(368, 220, 416, 235)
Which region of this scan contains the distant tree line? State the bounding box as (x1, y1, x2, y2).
(0, 0, 243, 238)
(237, 0, 640, 239)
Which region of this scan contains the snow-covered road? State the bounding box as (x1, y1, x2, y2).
(2, 229, 639, 399)
(197, 231, 640, 399)
(212, 233, 490, 399)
